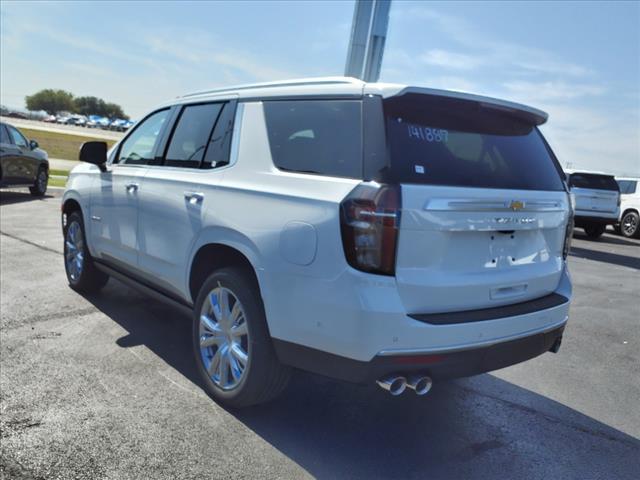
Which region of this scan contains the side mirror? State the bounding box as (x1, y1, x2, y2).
(29, 139, 39, 150)
(79, 141, 108, 172)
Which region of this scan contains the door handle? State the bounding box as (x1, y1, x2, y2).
(184, 191, 204, 204)
(125, 182, 139, 193)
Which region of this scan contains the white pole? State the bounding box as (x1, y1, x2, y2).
(344, 0, 391, 82)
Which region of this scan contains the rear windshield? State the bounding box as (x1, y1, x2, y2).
(569, 173, 619, 191)
(383, 94, 565, 191)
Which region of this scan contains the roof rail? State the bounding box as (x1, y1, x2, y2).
(180, 76, 364, 98)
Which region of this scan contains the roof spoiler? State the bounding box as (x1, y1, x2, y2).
(388, 87, 549, 126)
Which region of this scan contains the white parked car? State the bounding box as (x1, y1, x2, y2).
(567, 171, 620, 239)
(615, 177, 640, 238)
(55, 113, 72, 124)
(61, 78, 573, 407)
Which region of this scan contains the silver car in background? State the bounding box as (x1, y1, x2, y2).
(567, 171, 620, 239)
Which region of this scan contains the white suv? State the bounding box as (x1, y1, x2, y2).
(566, 171, 621, 239)
(616, 177, 640, 238)
(62, 78, 573, 407)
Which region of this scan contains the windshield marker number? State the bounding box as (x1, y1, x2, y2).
(408, 124, 448, 143)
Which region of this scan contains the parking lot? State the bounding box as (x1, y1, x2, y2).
(1, 189, 638, 479)
(0, 116, 124, 141)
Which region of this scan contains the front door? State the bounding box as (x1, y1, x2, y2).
(89, 109, 171, 270)
(90, 165, 147, 268)
(136, 101, 235, 298)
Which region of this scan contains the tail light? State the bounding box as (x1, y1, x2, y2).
(617, 193, 621, 207)
(340, 183, 401, 275)
(563, 193, 574, 260)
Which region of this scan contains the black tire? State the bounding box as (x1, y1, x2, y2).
(193, 267, 290, 408)
(29, 167, 48, 196)
(620, 211, 640, 238)
(584, 223, 606, 239)
(63, 211, 109, 293)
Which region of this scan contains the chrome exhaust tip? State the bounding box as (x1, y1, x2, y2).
(376, 375, 407, 396)
(407, 375, 433, 396)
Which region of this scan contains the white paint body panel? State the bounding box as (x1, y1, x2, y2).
(396, 185, 569, 314)
(63, 78, 572, 364)
(617, 177, 640, 222)
(571, 186, 620, 220)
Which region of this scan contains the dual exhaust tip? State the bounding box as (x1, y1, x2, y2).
(376, 375, 433, 396)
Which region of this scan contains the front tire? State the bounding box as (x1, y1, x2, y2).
(584, 223, 606, 239)
(193, 267, 290, 408)
(64, 211, 109, 292)
(29, 167, 48, 196)
(620, 211, 640, 238)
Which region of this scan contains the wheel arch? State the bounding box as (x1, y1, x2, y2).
(62, 197, 82, 217)
(188, 236, 264, 308)
(61, 193, 90, 241)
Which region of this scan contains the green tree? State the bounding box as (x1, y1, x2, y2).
(25, 89, 75, 115)
(103, 102, 129, 120)
(74, 96, 106, 116)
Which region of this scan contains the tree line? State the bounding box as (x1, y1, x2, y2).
(25, 89, 129, 119)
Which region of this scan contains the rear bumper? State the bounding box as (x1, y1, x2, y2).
(267, 264, 572, 364)
(274, 323, 565, 384)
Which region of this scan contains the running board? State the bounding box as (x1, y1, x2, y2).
(94, 261, 193, 317)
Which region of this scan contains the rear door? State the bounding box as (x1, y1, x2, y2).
(569, 173, 619, 214)
(5, 124, 35, 183)
(0, 124, 22, 184)
(136, 100, 236, 296)
(381, 93, 570, 314)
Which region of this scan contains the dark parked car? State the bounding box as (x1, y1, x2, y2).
(0, 122, 49, 196)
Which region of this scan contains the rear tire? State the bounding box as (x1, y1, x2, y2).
(620, 211, 640, 238)
(193, 267, 290, 408)
(63, 211, 109, 293)
(584, 223, 606, 239)
(29, 167, 48, 197)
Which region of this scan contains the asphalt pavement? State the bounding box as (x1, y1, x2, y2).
(1, 189, 639, 480)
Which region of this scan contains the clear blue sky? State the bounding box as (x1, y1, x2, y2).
(1, 0, 638, 175)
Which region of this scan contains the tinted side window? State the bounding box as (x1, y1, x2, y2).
(165, 103, 223, 168)
(569, 173, 619, 191)
(263, 100, 362, 179)
(0, 125, 10, 144)
(617, 180, 637, 194)
(203, 103, 235, 168)
(8, 126, 28, 148)
(118, 109, 169, 165)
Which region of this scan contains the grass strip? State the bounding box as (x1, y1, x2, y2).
(19, 128, 116, 161)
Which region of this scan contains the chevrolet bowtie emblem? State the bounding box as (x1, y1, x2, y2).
(509, 200, 525, 211)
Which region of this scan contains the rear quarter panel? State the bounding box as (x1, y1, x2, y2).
(189, 101, 359, 338)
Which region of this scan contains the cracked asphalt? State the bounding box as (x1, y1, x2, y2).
(1, 189, 639, 479)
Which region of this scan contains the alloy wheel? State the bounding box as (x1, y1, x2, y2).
(198, 287, 250, 390)
(37, 170, 47, 192)
(65, 221, 84, 281)
(622, 213, 638, 237)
